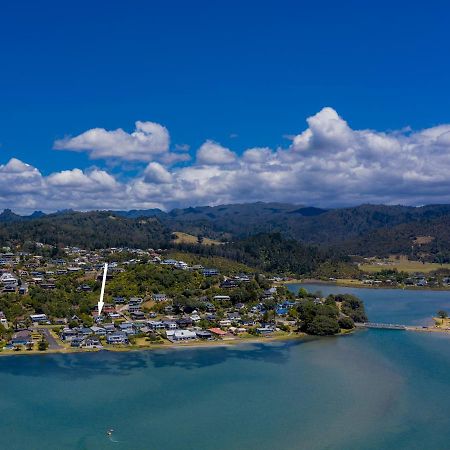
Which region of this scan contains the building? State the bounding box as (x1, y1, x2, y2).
(203, 268, 219, 276)
(30, 314, 49, 324)
(106, 332, 128, 345)
(166, 329, 197, 342)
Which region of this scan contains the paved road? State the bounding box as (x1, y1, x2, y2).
(38, 328, 63, 350)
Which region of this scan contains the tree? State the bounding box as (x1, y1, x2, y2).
(38, 339, 49, 351)
(306, 315, 340, 336)
(338, 316, 355, 330)
(437, 310, 448, 319)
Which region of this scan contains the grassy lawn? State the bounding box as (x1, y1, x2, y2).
(359, 256, 450, 274)
(172, 231, 222, 246)
(165, 251, 255, 273)
(335, 278, 365, 286)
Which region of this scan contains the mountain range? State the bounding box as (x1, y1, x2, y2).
(2, 202, 450, 261)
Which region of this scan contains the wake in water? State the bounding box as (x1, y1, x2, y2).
(107, 428, 121, 443)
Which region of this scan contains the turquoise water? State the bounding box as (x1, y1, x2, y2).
(1, 286, 450, 449)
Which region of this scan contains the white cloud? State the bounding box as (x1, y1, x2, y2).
(144, 162, 172, 184)
(196, 140, 237, 165)
(54, 121, 170, 162)
(8, 107, 450, 212)
(47, 168, 119, 192)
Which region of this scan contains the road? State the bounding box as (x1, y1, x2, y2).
(38, 327, 63, 350)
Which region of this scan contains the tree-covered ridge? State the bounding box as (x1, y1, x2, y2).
(172, 233, 357, 277)
(0, 211, 172, 250)
(4, 202, 450, 262)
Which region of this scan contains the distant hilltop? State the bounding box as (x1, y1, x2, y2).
(2, 202, 450, 261)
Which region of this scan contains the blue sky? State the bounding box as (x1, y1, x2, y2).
(2, 0, 450, 212)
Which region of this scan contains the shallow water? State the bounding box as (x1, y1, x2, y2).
(1, 286, 450, 449)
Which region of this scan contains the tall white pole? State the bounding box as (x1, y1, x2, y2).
(98, 262, 108, 315)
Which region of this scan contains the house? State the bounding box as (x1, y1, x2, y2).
(83, 337, 102, 348)
(195, 330, 213, 339)
(71, 337, 84, 347)
(161, 259, 178, 265)
(3, 285, 16, 293)
(174, 261, 189, 270)
(30, 314, 49, 324)
(79, 284, 92, 292)
(152, 293, 167, 302)
(208, 328, 227, 337)
(162, 320, 178, 330)
(235, 274, 251, 282)
(104, 323, 116, 333)
(176, 317, 193, 328)
(229, 327, 247, 335)
(213, 295, 231, 302)
(147, 320, 166, 331)
(113, 296, 126, 304)
(202, 268, 219, 276)
(251, 304, 265, 314)
(118, 322, 134, 332)
(79, 327, 93, 337)
(227, 312, 241, 321)
(257, 326, 275, 335)
(263, 287, 277, 297)
(61, 328, 78, 341)
(219, 319, 232, 328)
(90, 326, 106, 337)
(106, 332, 128, 345)
(131, 311, 146, 320)
(11, 330, 32, 346)
(18, 285, 28, 295)
(276, 307, 288, 316)
(0, 272, 17, 284)
(128, 304, 142, 314)
(166, 329, 197, 342)
(0, 311, 8, 328)
(220, 279, 238, 289)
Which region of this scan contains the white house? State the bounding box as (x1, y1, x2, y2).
(166, 329, 197, 342)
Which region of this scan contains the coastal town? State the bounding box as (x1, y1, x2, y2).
(0, 244, 368, 353)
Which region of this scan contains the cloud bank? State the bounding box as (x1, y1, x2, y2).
(5, 107, 450, 213)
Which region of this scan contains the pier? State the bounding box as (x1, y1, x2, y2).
(355, 322, 447, 333)
(356, 322, 407, 330)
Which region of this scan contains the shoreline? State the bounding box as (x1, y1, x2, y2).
(0, 332, 308, 358)
(283, 278, 450, 291)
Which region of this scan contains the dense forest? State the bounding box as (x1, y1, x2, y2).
(0, 211, 172, 250)
(3, 202, 450, 262)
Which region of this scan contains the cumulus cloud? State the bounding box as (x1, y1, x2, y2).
(54, 121, 170, 161)
(144, 162, 172, 184)
(196, 140, 237, 165)
(47, 168, 119, 191)
(7, 107, 450, 212)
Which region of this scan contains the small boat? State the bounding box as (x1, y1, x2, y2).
(107, 429, 114, 436)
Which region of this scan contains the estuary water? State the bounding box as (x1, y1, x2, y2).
(1, 285, 450, 450)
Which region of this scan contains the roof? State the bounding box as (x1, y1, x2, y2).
(208, 328, 227, 336)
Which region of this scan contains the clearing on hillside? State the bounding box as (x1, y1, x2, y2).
(172, 231, 223, 246)
(359, 255, 450, 274)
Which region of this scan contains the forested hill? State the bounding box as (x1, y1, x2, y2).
(0, 211, 172, 250)
(4, 203, 450, 260)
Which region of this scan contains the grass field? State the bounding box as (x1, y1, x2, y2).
(166, 251, 255, 273)
(172, 231, 222, 246)
(359, 256, 450, 274)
